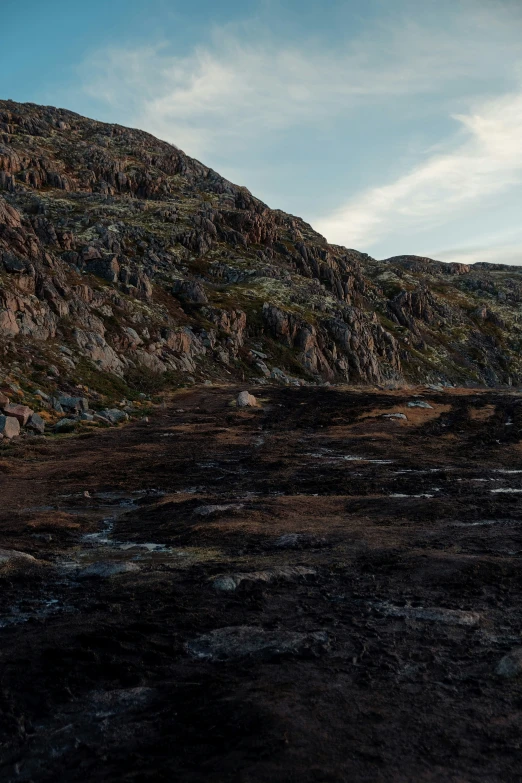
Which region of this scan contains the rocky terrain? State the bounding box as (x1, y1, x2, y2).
(1, 384, 522, 781)
(2, 101, 522, 782)
(1, 99, 522, 440)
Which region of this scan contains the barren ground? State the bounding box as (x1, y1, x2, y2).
(1, 385, 522, 782)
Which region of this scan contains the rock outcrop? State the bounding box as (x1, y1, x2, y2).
(0, 99, 522, 393)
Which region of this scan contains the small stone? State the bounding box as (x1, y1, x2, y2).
(35, 390, 50, 401)
(194, 504, 243, 517)
(76, 562, 140, 578)
(0, 414, 20, 439)
(382, 413, 408, 420)
(237, 391, 257, 408)
(212, 576, 238, 592)
(4, 403, 33, 426)
(496, 648, 522, 678)
(80, 412, 94, 421)
(0, 391, 9, 408)
(407, 400, 433, 409)
(271, 533, 326, 550)
(212, 566, 316, 592)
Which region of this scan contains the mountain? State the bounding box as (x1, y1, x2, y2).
(1, 98, 522, 405)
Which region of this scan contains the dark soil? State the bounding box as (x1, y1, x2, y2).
(1, 385, 522, 782)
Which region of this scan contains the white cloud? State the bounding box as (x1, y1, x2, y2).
(73, 2, 522, 262)
(78, 5, 522, 159)
(315, 90, 522, 250)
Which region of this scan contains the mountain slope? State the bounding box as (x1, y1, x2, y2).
(1, 98, 521, 404)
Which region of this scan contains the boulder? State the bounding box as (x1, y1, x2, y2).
(4, 403, 33, 426)
(237, 391, 257, 408)
(57, 395, 89, 413)
(212, 566, 316, 592)
(76, 562, 140, 578)
(382, 413, 407, 420)
(54, 418, 77, 433)
(98, 408, 129, 425)
(0, 414, 20, 439)
(26, 413, 45, 434)
(407, 400, 433, 409)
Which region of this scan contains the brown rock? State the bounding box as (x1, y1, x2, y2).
(0, 391, 9, 408)
(4, 403, 33, 426)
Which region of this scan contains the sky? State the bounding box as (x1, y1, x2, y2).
(3, 0, 522, 264)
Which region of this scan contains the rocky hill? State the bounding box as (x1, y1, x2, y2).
(1, 98, 522, 417)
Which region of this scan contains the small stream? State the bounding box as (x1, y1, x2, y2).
(0, 490, 220, 629)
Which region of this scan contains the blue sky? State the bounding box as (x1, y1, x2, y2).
(3, 0, 522, 263)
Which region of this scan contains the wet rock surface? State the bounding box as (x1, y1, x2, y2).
(185, 626, 329, 661)
(1, 385, 522, 781)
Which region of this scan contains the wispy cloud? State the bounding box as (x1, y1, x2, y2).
(74, 2, 522, 262)
(315, 90, 522, 250)
(78, 5, 522, 159)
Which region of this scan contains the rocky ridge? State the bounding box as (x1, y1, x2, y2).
(1, 99, 522, 423)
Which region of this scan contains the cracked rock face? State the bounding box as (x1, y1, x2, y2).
(1, 99, 522, 393)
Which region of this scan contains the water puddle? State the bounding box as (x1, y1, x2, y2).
(0, 489, 223, 630)
(305, 451, 393, 465)
(453, 519, 519, 527)
(390, 493, 435, 498)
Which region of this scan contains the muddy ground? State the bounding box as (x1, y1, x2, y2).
(1, 385, 522, 782)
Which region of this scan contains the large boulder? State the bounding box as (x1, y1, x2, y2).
(4, 403, 33, 426)
(0, 415, 20, 439)
(26, 412, 46, 434)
